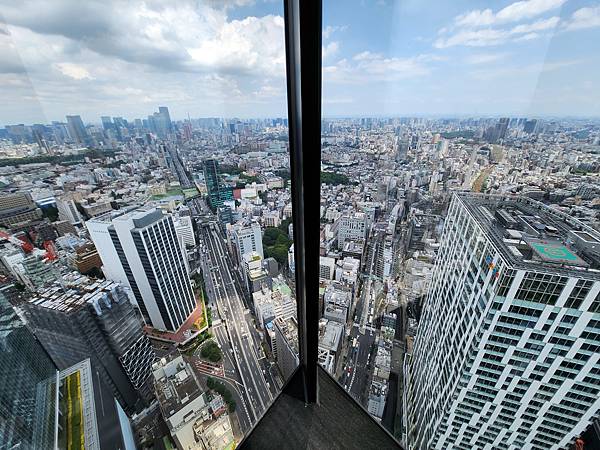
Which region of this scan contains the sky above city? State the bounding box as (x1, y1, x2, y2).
(1, 0, 600, 124)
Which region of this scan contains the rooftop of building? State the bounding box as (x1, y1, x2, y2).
(152, 355, 206, 420)
(26, 273, 123, 314)
(318, 319, 343, 352)
(458, 192, 600, 279)
(274, 316, 299, 353)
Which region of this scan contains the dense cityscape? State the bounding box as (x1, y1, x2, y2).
(1, 107, 599, 449)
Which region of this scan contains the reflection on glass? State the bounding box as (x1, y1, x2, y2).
(1, 1, 293, 447)
(322, 0, 600, 448)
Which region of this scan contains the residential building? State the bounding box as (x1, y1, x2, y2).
(232, 222, 264, 263)
(406, 193, 600, 450)
(0, 192, 43, 228)
(273, 316, 299, 381)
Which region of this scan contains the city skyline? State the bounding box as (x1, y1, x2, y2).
(1, 0, 600, 124)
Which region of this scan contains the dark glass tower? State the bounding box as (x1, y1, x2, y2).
(0, 285, 58, 450)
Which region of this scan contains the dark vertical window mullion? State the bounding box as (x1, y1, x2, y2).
(284, 0, 322, 404)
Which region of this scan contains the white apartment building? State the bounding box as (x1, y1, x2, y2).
(406, 193, 600, 450)
(87, 208, 196, 332)
(231, 222, 264, 264)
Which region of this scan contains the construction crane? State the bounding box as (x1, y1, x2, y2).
(0, 230, 34, 253)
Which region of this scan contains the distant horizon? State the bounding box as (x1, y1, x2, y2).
(1, 0, 599, 124)
(3, 112, 600, 129)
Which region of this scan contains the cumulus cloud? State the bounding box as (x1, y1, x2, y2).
(0, 0, 288, 123)
(436, 0, 564, 48)
(322, 41, 340, 59)
(453, 0, 565, 28)
(563, 5, 600, 31)
(324, 52, 434, 84)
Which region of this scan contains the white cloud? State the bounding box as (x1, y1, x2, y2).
(434, 28, 509, 48)
(454, 0, 565, 28)
(322, 41, 339, 59)
(322, 25, 347, 40)
(0, 0, 289, 122)
(563, 5, 600, 31)
(435, 14, 560, 47)
(465, 53, 509, 64)
(54, 63, 93, 80)
(495, 0, 565, 23)
(324, 52, 433, 84)
(510, 16, 559, 34)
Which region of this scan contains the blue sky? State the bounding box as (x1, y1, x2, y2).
(1, 0, 599, 123)
(319, 0, 600, 117)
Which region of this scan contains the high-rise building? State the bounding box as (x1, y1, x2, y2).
(406, 193, 600, 450)
(87, 208, 197, 332)
(0, 284, 57, 450)
(524, 118, 538, 134)
(65, 115, 90, 145)
(24, 275, 156, 415)
(203, 159, 223, 208)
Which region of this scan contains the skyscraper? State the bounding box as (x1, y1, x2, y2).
(65, 115, 90, 145)
(87, 208, 197, 332)
(1, 284, 133, 449)
(203, 159, 233, 208)
(406, 193, 600, 450)
(0, 285, 57, 450)
(24, 276, 156, 414)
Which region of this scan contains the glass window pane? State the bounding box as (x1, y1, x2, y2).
(1, 1, 293, 447)
(322, 0, 600, 448)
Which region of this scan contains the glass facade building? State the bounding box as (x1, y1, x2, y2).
(0, 286, 58, 450)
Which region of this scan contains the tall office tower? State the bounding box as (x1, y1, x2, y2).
(0, 285, 58, 450)
(158, 106, 172, 132)
(406, 193, 600, 450)
(203, 158, 223, 208)
(524, 118, 539, 134)
(87, 208, 197, 332)
(497, 117, 510, 140)
(231, 222, 264, 263)
(65, 115, 90, 145)
(101, 116, 114, 130)
(24, 276, 156, 414)
(337, 212, 367, 250)
(0, 192, 43, 228)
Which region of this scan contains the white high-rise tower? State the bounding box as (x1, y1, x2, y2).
(87, 208, 196, 332)
(405, 193, 600, 450)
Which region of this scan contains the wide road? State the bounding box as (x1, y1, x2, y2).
(199, 222, 273, 425)
(340, 324, 376, 406)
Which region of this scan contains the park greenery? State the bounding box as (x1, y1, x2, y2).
(262, 223, 293, 266)
(182, 331, 211, 356)
(0, 149, 116, 167)
(207, 377, 236, 413)
(200, 340, 223, 363)
(320, 171, 356, 186)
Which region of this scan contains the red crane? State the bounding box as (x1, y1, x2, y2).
(0, 231, 34, 253)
